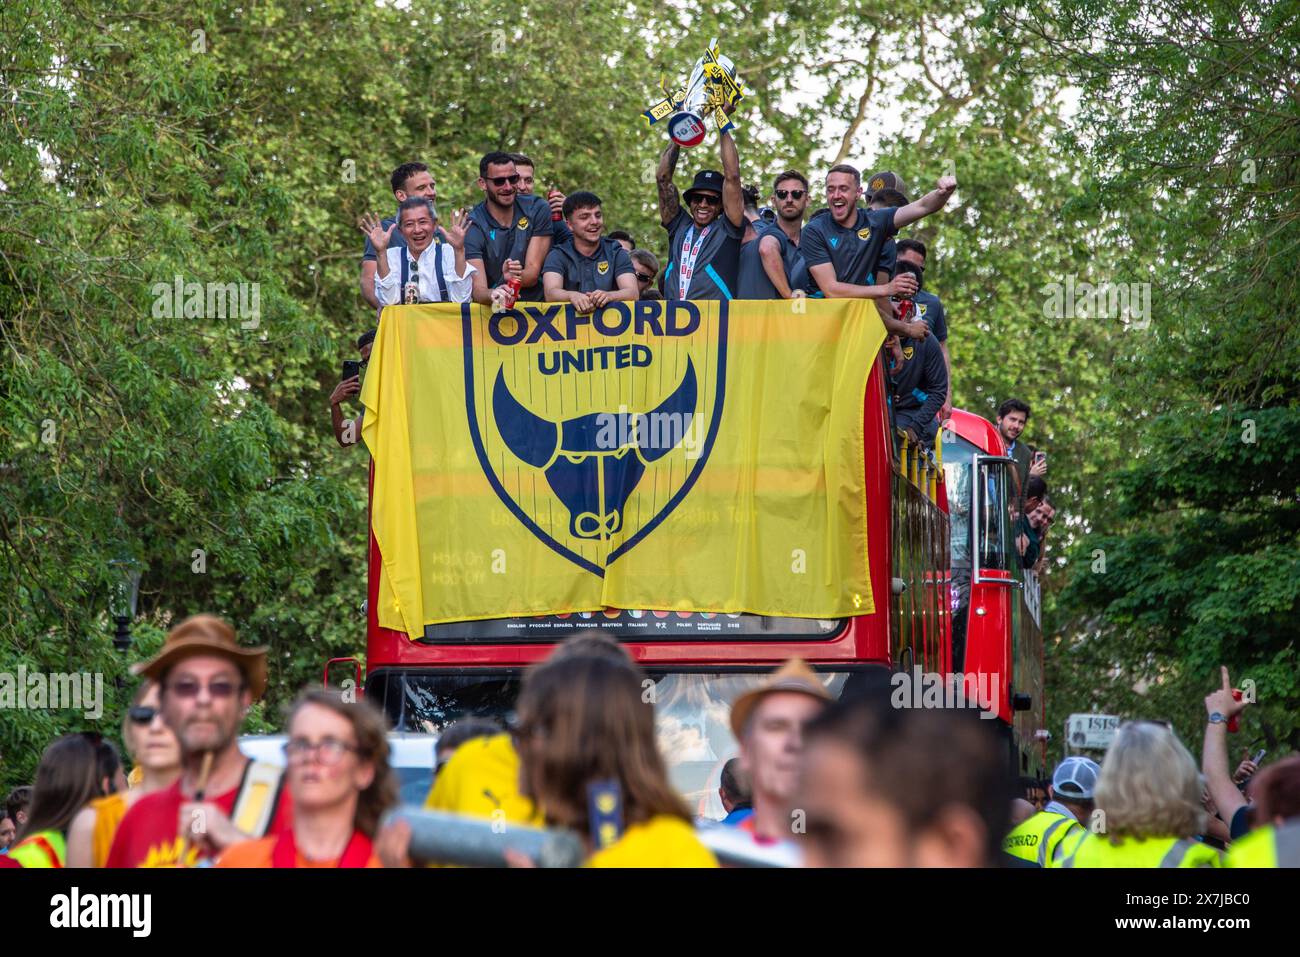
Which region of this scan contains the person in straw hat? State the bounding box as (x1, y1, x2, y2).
(729, 658, 832, 845)
(106, 614, 292, 867)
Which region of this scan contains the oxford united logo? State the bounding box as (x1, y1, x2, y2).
(463, 300, 726, 576)
(857, 227, 870, 241)
(517, 217, 530, 230)
(597, 260, 609, 275)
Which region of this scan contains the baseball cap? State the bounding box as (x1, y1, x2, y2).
(1052, 756, 1101, 800)
(865, 170, 908, 201)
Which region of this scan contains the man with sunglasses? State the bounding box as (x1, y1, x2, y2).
(737, 170, 810, 299)
(542, 191, 638, 311)
(655, 109, 745, 301)
(107, 615, 291, 867)
(465, 151, 555, 306)
(629, 249, 661, 300)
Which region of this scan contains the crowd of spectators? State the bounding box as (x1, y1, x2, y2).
(3, 615, 1292, 869)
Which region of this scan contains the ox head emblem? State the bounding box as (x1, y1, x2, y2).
(493, 360, 698, 540)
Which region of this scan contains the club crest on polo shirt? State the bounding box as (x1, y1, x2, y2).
(918, 303, 927, 316)
(858, 227, 870, 241)
(517, 217, 530, 230)
(597, 261, 609, 274)
(903, 346, 914, 360)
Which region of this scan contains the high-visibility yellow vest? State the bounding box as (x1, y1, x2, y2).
(1004, 811, 1084, 867)
(1049, 823, 1090, 867)
(7, 829, 66, 868)
(1226, 820, 1300, 867)
(1060, 833, 1222, 868)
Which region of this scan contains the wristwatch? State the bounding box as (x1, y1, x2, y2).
(1208, 712, 1226, 724)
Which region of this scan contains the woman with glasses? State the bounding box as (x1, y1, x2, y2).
(66, 681, 182, 867)
(507, 636, 717, 867)
(4, 735, 102, 868)
(218, 690, 396, 868)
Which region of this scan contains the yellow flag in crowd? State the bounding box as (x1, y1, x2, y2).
(361, 298, 883, 636)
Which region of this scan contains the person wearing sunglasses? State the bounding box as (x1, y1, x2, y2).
(66, 680, 181, 867)
(654, 103, 746, 302)
(736, 170, 811, 299)
(106, 614, 292, 867)
(629, 248, 661, 300)
(541, 191, 638, 313)
(218, 691, 395, 868)
(465, 151, 555, 307)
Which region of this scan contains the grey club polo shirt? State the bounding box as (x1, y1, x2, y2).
(542, 236, 635, 292)
(800, 206, 898, 294)
(464, 193, 555, 301)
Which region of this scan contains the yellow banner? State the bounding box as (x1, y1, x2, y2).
(361, 299, 883, 634)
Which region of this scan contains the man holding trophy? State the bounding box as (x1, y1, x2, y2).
(649, 42, 747, 301)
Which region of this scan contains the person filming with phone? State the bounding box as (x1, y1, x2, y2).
(330, 330, 373, 449)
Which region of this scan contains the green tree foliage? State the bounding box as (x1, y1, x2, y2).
(1, 0, 1135, 790)
(993, 0, 1300, 756)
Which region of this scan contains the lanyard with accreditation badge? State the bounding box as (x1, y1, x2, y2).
(678, 224, 711, 298)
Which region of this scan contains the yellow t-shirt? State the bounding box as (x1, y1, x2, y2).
(89, 792, 130, 869)
(586, 815, 718, 868)
(424, 733, 541, 826)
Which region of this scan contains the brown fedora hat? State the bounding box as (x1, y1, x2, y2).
(132, 614, 268, 701)
(729, 658, 832, 738)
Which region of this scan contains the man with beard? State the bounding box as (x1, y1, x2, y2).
(541, 191, 638, 311)
(511, 152, 572, 247)
(736, 170, 810, 299)
(107, 615, 291, 867)
(465, 151, 555, 306)
(729, 659, 832, 844)
(655, 108, 745, 301)
(802, 164, 956, 333)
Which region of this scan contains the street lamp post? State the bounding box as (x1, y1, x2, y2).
(109, 557, 143, 652)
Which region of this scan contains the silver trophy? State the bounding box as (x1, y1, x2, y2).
(642, 38, 745, 147)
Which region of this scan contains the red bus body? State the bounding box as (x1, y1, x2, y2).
(360, 319, 1044, 782)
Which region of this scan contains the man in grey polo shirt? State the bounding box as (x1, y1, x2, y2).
(654, 112, 745, 301)
(541, 191, 637, 312)
(736, 170, 810, 299)
(801, 164, 956, 337)
(464, 151, 554, 305)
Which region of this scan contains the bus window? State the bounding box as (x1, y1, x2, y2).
(975, 458, 1013, 574)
